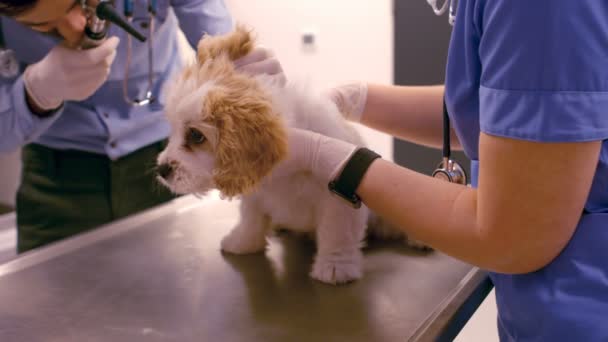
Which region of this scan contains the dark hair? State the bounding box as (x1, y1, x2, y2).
(0, 0, 37, 17)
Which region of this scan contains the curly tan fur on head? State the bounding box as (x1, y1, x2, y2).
(157, 25, 288, 198)
(197, 24, 255, 66)
(204, 75, 287, 197)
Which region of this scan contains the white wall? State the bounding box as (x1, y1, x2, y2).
(0, 150, 20, 207)
(455, 289, 499, 341)
(223, 0, 394, 159)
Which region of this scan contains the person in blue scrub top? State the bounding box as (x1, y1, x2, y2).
(0, 0, 280, 253)
(281, 1, 608, 340)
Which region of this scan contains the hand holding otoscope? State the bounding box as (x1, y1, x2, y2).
(81, 0, 157, 105)
(22, 0, 153, 112)
(80, 0, 147, 49)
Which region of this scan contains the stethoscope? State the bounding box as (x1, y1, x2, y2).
(0, 48, 18, 79)
(426, 0, 467, 184)
(427, 0, 458, 26)
(80, 0, 156, 106)
(431, 98, 467, 184)
(122, 0, 157, 106)
(0, 19, 19, 79)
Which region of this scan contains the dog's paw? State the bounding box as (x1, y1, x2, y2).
(220, 229, 266, 254)
(310, 252, 363, 285)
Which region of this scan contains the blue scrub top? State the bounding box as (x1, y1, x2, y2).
(445, 1, 608, 340)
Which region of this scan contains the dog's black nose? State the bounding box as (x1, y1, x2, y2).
(157, 163, 173, 179)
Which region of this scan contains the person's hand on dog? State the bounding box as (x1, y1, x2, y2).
(234, 46, 286, 86)
(324, 82, 368, 123)
(278, 128, 359, 185)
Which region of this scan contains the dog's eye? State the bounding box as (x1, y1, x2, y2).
(186, 128, 206, 145)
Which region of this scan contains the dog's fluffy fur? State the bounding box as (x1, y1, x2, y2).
(157, 26, 428, 285)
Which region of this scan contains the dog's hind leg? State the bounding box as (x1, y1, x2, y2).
(366, 212, 432, 251)
(310, 196, 367, 285)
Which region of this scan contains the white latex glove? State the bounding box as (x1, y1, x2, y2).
(324, 82, 368, 122)
(233, 46, 286, 86)
(24, 37, 120, 111)
(282, 128, 360, 184)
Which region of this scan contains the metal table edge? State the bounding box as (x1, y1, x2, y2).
(0, 212, 15, 228)
(0, 195, 204, 277)
(408, 267, 494, 341)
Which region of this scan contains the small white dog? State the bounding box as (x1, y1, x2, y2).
(157, 27, 428, 285)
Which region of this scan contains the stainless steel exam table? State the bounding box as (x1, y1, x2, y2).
(0, 194, 492, 342)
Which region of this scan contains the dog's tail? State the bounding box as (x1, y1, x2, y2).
(366, 211, 432, 251)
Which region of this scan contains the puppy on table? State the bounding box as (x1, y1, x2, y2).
(157, 26, 428, 285)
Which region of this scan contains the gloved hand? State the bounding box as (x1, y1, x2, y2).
(233, 46, 286, 86)
(280, 128, 359, 184)
(24, 37, 120, 111)
(324, 82, 368, 122)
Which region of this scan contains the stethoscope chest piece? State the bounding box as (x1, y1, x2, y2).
(433, 97, 467, 185)
(432, 157, 467, 184)
(0, 49, 19, 78)
(80, 0, 155, 106)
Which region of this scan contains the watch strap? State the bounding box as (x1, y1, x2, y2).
(328, 147, 381, 208)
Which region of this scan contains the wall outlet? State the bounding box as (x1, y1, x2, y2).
(302, 31, 316, 45)
(301, 28, 318, 53)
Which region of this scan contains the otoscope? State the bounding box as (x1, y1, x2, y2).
(80, 0, 146, 49)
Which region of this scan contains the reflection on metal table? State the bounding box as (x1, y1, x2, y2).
(0, 193, 492, 342)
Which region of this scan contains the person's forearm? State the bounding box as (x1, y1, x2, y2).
(356, 159, 509, 272)
(360, 84, 462, 150)
(348, 132, 598, 274)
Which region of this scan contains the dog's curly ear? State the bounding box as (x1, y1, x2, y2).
(197, 24, 255, 65)
(205, 79, 288, 198)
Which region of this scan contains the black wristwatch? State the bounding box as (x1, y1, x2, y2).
(328, 147, 381, 208)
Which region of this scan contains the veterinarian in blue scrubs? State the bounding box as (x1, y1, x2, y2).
(0, 0, 280, 253)
(282, 1, 608, 340)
